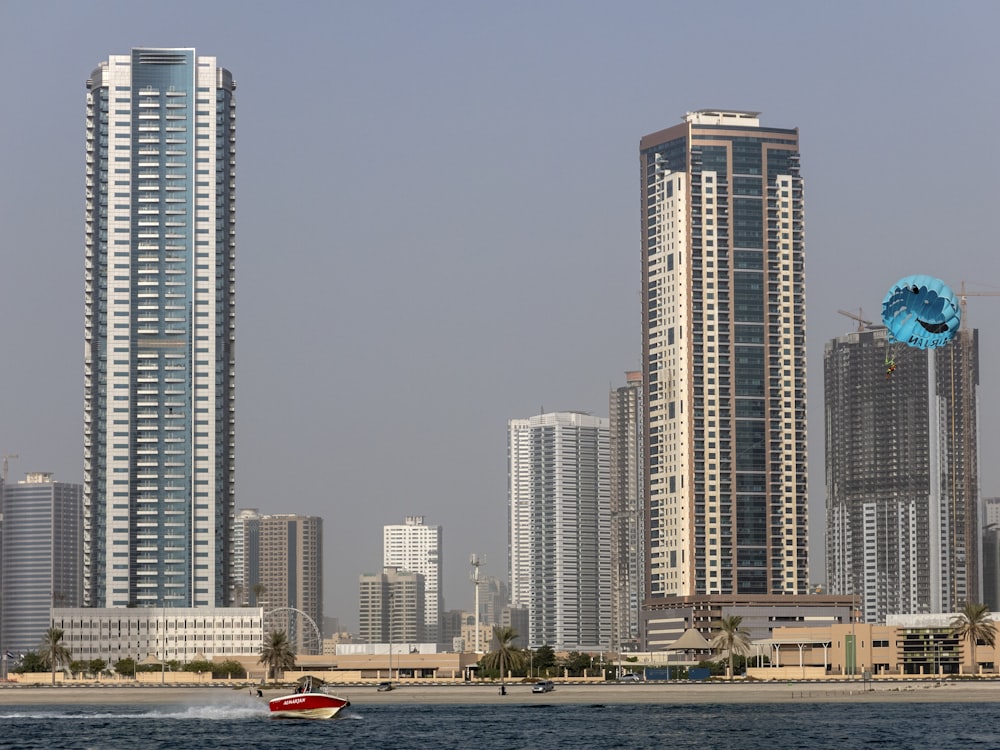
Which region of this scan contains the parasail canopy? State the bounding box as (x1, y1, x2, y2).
(881, 274, 961, 350)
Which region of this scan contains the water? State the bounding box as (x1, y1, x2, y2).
(2, 699, 999, 749)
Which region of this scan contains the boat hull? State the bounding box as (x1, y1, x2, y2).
(268, 692, 350, 720)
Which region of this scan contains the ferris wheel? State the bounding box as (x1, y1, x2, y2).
(264, 607, 322, 655)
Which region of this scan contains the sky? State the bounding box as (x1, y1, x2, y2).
(2, 0, 1000, 632)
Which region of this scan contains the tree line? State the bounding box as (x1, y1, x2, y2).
(11, 627, 286, 683)
(12, 604, 999, 684)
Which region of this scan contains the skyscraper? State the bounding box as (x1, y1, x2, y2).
(239, 511, 324, 653)
(231, 508, 259, 605)
(982, 497, 1000, 611)
(83, 49, 236, 608)
(477, 575, 509, 627)
(508, 412, 610, 650)
(358, 566, 425, 645)
(609, 371, 644, 652)
(0, 473, 82, 657)
(825, 328, 980, 621)
(383, 516, 443, 645)
(639, 111, 807, 604)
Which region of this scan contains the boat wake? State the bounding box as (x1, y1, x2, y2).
(146, 702, 269, 720)
(1, 701, 269, 721)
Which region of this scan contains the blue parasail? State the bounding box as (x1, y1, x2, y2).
(881, 275, 961, 350)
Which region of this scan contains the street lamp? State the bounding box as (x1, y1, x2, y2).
(388, 592, 394, 687)
(850, 590, 857, 677)
(160, 606, 166, 684)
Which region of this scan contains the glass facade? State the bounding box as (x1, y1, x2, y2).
(508, 413, 611, 650)
(0, 475, 83, 656)
(640, 111, 807, 599)
(84, 49, 236, 609)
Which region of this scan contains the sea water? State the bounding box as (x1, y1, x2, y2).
(1, 699, 999, 749)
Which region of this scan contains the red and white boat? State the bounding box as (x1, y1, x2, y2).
(268, 676, 350, 720)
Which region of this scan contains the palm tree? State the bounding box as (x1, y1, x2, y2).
(480, 626, 526, 691)
(259, 629, 296, 682)
(252, 583, 267, 607)
(710, 615, 751, 680)
(951, 602, 996, 675)
(38, 627, 72, 685)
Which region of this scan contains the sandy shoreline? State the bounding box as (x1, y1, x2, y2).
(3, 681, 1000, 706)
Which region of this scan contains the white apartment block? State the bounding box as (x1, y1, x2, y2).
(49, 607, 263, 664)
(383, 516, 443, 645)
(84, 49, 236, 608)
(508, 412, 610, 650)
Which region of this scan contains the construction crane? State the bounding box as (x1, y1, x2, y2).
(957, 281, 1000, 328)
(2, 453, 18, 485)
(837, 308, 879, 332)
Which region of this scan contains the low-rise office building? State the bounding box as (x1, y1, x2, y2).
(49, 607, 264, 666)
(751, 613, 1000, 679)
(642, 594, 855, 650)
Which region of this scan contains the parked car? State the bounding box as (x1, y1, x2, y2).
(377, 681, 394, 692)
(620, 673, 641, 682)
(532, 680, 555, 693)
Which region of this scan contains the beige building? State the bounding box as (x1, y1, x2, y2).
(641, 593, 853, 651)
(458, 616, 494, 653)
(322, 631, 359, 654)
(284, 650, 481, 683)
(640, 112, 807, 603)
(239, 511, 323, 654)
(359, 566, 425, 644)
(752, 614, 1000, 679)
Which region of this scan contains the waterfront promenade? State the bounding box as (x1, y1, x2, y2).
(3, 680, 1000, 706)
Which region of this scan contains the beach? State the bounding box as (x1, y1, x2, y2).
(3, 680, 1000, 706)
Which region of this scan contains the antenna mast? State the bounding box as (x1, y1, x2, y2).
(470, 554, 481, 653)
(2, 454, 18, 485)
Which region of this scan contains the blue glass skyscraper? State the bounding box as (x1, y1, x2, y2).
(84, 49, 236, 608)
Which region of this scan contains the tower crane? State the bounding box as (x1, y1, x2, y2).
(957, 281, 1000, 329)
(837, 309, 879, 332)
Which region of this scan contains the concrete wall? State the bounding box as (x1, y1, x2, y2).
(746, 666, 828, 681)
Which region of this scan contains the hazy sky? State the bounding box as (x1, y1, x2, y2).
(3, 1, 1000, 631)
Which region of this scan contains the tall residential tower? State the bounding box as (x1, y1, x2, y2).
(825, 328, 980, 621)
(609, 371, 644, 651)
(0, 473, 82, 657)
(639, 111, 808, 608)
(238, 511, 324, 653)
(84, 49, 236, 608)
(508, 412, 610, 650)
(383, 516, 444, 645)
(358, 566, 425, 645)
